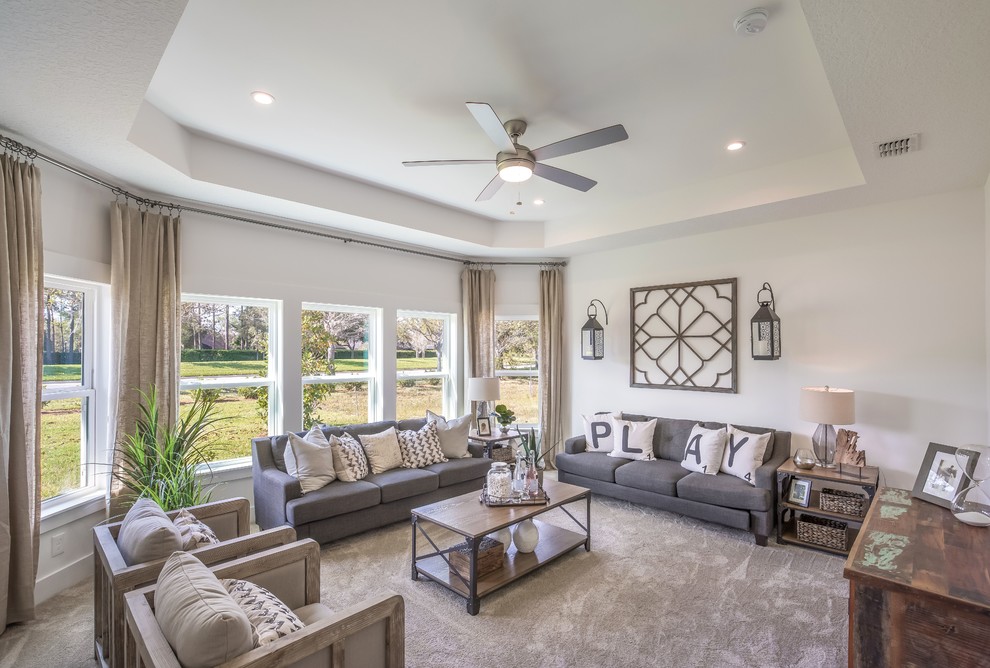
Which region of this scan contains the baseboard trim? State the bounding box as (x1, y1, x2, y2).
(35, 552, 92, 605)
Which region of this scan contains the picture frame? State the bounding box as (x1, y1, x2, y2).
(787, 479, 812, 507)
(477, 419, 492, 437)
(911, 442, 970, 509)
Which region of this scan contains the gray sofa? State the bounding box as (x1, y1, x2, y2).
(556, 413, 790, 545)
(252, 418, 492, 543)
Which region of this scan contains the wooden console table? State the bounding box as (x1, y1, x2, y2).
(844, 487, 990, 667)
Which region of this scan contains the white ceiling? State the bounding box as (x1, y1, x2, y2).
(1, 0, 989, 259)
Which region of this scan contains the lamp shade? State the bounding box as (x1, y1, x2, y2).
(799, 386, 855, 425)
(466, 377, 500, 402)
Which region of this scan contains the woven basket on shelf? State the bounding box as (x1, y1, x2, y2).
(491, 445, 515, 463)
(820, 487, 866, 516)
(796, 513, 847, 551)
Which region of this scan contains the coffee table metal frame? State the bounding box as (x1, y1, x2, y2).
(410, 479, 591, 615)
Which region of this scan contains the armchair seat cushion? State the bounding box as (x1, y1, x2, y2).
(425, 458, 492, 487)
(613, 459, 691, 496)
(676, 472, 772, 512)
(364, 468, 439, 503)
(286, 481, 381, 525)
(555, 452, 630, 483)
(295, 602, 335, 625)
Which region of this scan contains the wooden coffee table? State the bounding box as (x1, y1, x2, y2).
(410, 478, 591, 615)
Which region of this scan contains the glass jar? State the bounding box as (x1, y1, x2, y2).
(486, 462, 512, 502)
(793, 449, 816, 470)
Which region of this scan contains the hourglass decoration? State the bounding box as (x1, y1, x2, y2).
(950, 445, 990, 527)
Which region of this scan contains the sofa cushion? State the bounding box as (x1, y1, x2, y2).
(117, 498, 183, 566)
(341, 420, 399, 438)
(426, 457, 492, 487)
(623, 413, 698, 460)
(555, 451, 631, 483)
(364, 468, 439, 503)
(285, 480, 381, 525)
(614, 459, 691, 496)
(676, 472, 772, 512)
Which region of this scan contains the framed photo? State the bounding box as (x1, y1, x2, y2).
(912, 442, 970, 508)
(787, 479, 812, 507)
(477, 419, 492, 437)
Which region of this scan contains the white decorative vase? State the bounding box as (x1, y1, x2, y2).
(487, 528, 512, 552)
(512, 519, 539, 553)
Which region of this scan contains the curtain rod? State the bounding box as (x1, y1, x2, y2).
(0, 132, 565, 268)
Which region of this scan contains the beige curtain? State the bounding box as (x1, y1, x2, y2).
(461, 267, 496, 414)
(538, 267, 563, 469)
(108, 202, 181, 516)
(0, 154, 43, 634)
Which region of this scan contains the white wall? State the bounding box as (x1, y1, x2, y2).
(566, 188, 987, 490)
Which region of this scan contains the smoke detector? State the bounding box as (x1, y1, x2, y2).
(734, 8, 769, 35)
(874, 134, 920, 158)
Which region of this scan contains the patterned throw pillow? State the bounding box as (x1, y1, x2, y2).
(330, 433, 370, 481)
(221, 579, 305, 647)
(680, 424, 727, 475)
(397, 421, 448, 468)
(359, 427, 404, 474)
(173, 509, 220, 551)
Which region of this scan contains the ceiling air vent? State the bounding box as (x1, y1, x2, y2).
(874, 134, 919, 158)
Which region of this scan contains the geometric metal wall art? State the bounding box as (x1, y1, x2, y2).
(630, 278, 737, 393)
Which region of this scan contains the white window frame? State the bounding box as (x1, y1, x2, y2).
(180, 294, 281, 469)
(494, 315, 540, 428)
(301, 303, 382, 425)
(396, 310, 456, 419)
(41, 276, 107, 515)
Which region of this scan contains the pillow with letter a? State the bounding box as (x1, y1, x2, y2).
(607, 417, 657, 461)
(680, 424, 727, 475)
(582, 412, 620, 453)
(720, 425, 773, 485)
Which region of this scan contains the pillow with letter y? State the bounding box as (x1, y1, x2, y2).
(607, 417, 657, 461)
(582, 412, 620, 453)
(719, 425, 773, 485)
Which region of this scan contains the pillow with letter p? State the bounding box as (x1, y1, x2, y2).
(720, 425, 773, 485)
(607, 417, 657, 461)
(582, 412, 620, 453)
(680, 424, 727, 475)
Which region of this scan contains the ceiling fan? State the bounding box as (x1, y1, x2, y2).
(403, 102, 628, 201)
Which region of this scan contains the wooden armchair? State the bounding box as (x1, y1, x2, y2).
(123, 539, 405, 668)
(93, 497, 296, 668)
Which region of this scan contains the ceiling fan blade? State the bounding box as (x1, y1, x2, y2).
(531, 124, 628, 161)
(533, 163, 597, 192)
(475, 174, 505, 201)
(403, 159, 494, 167)
(466, 102, 516, 154)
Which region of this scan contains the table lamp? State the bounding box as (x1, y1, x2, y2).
(799, 386, 855, 469)
(466, 377, 500, 431)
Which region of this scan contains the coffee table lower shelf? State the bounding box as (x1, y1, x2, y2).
(415, 521, 586, 601)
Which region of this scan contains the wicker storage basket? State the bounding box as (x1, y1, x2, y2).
(796, 514, 848, 551)
(491, 445, 515, 463)
(820, 487, 866, 516)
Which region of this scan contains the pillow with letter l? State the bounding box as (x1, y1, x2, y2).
(607, 417, 657, 461)
(582, 412, 620, 453)
(720, 425, 773, 485)
(681, 424, 727, 475)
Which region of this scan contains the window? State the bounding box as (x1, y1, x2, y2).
(180, 296, 278, 464)
(495, 317, 539, 425)
(41, 278, 103, 505)
(396, 311, 454, 420)
(301, 304, 380, 428)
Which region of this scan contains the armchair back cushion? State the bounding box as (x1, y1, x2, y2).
(154, 551, 254, 668)
(117, 498, 182, 566)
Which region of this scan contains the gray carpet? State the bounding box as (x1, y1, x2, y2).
(0, 495, 848, 667)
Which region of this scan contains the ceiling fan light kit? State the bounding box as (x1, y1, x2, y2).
(403, 101, 628, 201)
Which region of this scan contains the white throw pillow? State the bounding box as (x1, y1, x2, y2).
(397, 421, 448, 468)
(285, 427, 337, 493)
(117, 498, 183, 566)
(426, 410, 473, 459)
(330, 433, 370, 481)
(582, 412, 621, 453)
(720, 425, 773, 485)
(681, 424, 727, 475)
(607, 417, 657, 461)
(359, 427, 404, 474)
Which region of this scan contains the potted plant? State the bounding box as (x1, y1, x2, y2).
(521, 427, 553, 487)
(113, 385, 225, 511)
(492, 404, 516, 433)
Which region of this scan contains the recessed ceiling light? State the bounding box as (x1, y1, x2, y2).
(726, 141, 746, 151)
(533, 199, 545, 206)
(251, 90, 275, 105)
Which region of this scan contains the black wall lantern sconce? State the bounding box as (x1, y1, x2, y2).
(750, 282, 781, 360)
(581, 299, 609, 360)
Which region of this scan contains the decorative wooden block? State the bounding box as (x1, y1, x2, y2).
(448, 537, 504, 578)
(836, 429, 866, 466)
